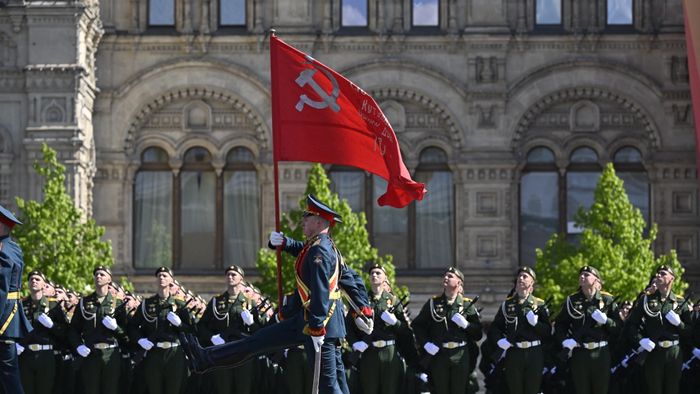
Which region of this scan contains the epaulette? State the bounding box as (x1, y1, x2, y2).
(47, 297, 57, 302)
(463, 297, 472, 303)
(534, 297, 544, 303)
(432, 295, 442, 301)
(505, 295, 514, 301)
(601, 291, 613, 297)
(174, 295, 186, 302)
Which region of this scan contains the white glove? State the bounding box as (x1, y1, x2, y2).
(450, 313, 468, 329)
(693, 347, 700, 359)
(102, 316, 118, 331)
(418, 373, 428, 383)
(562, 338, 578, 350)
(592, 309, 608, 325)
(639, 338, 655, 352)
(76, 345, 91, 358)
(352, 341, 369, 353)
(497, 338, 512, 350)
(355, 316, 373, 335)
(241, 309, 254, 326)
(269, 231, 284, 247)
(38, 313, 54, 329)
(211, 334, 225, 346)
(381, 311, 398, 326)
(15, 343, 24, 356)
(138, 338, 154, 351)
(166, 311, 182, 327)
(665, 310, 681, 326)
(526, 310, 538, 326)
(311, 335, 324, 352)
(423, 342, 439, 355)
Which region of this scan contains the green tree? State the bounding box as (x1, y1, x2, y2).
(13, 143, 118, 293)
(535, 163, 687, 309)
(256, 164, 406, 301)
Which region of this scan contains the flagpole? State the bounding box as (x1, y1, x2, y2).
(269, 29, 284, 308)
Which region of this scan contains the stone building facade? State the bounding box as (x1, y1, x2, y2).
(0, 0, 697, 312)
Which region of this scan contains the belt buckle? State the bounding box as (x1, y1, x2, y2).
(28, 344, 41, 351)
(519, 342, 530, 349)
(374, 340, 386, 348)
(160, 342, 171, 349)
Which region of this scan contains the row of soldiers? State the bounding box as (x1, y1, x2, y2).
(12, 262, 700, 394)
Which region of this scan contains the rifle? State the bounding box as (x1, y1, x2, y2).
(634, 291, 693, 366)
(417, 295, 479, 371)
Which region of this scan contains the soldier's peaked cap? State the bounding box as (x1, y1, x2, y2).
(445, 266, 464, 282)
(304, 194, 342, 225)
(516, 266, 536, 281)
(225, 265, 245, 277)
(580, 265, 602, 281)
(93, 265, 112, 277)
(656, 264, 676, 277)
(154, 266, 174, 278)
(0, 204, 21, 229)
(367, 262, 386, 274)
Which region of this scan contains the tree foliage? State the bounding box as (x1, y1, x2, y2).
(256, 164, 406, 301)
(535, 164, 687, 310)
(13, 144, 118, 293)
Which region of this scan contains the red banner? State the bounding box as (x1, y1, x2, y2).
(684, 0, 700, 191)
(270, 35, 426, 208)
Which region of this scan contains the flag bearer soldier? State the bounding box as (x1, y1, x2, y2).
(625, 265, 693, 394)
(128, 266, 193, 394)
(347, 262, 410, 394)
(487, 266, 550, 394)
(197, 265, 259, 394)
(0, 205, 31, 394)
(18, 270, 61, 394)
(412, 267, 482, 394)
(68, 266, 127, 394)
(553, 266, 619, 394)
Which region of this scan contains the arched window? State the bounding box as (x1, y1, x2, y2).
(329, 147, 454, 269)
(223, 147, 260, 267)
(134, 147, 173, 269)
(519, 145, 650, 264)
(414, 147, 453, 268)
(133, 145, 262, 272)
(520, 147, 558, 265)
(180, 147, 216, 269)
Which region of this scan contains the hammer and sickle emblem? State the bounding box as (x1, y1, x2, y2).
(295, 56, 341, 113)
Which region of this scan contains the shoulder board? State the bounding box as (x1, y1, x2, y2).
(47, 297, 57, 302)
(534, 297, 544, 303)
(601, 291, 613, 296)
(463, 297, 472, 303)
(432, 295, 442, 301)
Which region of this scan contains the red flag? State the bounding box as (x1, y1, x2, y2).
(270, 34, 426, 208)
(684, 0, 700, 192)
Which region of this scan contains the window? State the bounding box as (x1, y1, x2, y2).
(134, 147, 173, 269)
(149, 0, 175, 27)
(607, 0, 633, 25)
(220, 0, 246, 27)
(133, 146, 261, 271)
(341, 0, 368, 27)
(535, 0, 562, 25)
(412, 0, 439, 27)
(519, 145, 649, 265)
(329, 147, 453, 269)
(520, 147, 558, 265)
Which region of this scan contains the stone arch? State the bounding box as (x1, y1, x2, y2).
(133, 135, 178, 163)
(511, 86, 661, 150)
(125, 87, 268, 154)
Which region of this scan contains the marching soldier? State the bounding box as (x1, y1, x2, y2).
(51, 286, 79, 394)
(487, 266, 550, 394)
(197, 265, 259, 394)
(412, 267, 482, 394)
(128, 266, 193, 394)
(554, 266, 618, 394)
(18, 270, 61, 394)
(0, 205, 32, 394)
(347, 262, 411, 394)
(625, 265, 692, 394)
(68, 266, 128, 394)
